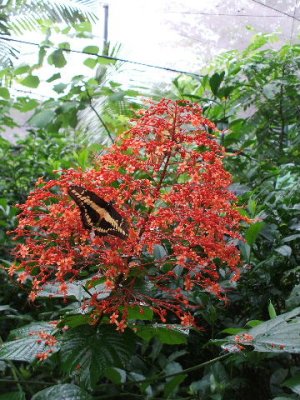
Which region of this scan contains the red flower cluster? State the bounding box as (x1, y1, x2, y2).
(10, 99, 246, 328)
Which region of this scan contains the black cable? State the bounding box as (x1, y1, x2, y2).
(250, 0, 300, 22)
(165, 11, 284, 17)
(0, 35, 203, 78)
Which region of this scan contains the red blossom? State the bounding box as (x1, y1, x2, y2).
(10, 99, 248, 329)
(234, 333, 254, 344)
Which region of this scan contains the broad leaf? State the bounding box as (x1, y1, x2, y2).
(0, 322, 57, 362)
(48, 49, 67, 68)
(0, 87, 10, 99)
(275, 245, 292, 257)
(105, 367, 126, 384)
(20, 75, 40, 88)
(136, 324, 188, 344)
(60, 325, 136, 389)
(37, 280, 110, 301)
(29, 110, 56, 128)
(32, 384, 92, 400)
(209, 71, 225, 96)
(218, 307, 300, 353)
(83, 46, 99, 55)
(283, 374, 300, 395)
(126, 305, 153, 321)
(245, 221, 265, 245)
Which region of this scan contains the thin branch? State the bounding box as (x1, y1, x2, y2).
(85, 88, 114, 144)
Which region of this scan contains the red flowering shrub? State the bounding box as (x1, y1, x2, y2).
(10, 99, 246, 329)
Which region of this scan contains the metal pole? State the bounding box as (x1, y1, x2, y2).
(103, 4, 109, 50)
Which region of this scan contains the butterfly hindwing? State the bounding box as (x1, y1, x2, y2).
(68, 185, 128, 239)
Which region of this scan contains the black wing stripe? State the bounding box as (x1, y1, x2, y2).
(68, 185, 128, 239)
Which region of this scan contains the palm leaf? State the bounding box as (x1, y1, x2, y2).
(6, 0, 98, 25)
(0, 10, 18, 67)
(0, 0, 99, 66)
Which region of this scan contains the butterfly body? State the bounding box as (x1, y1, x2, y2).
(68, 186, 128, 239)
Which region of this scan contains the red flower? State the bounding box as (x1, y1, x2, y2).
(10, 99, 248, 328)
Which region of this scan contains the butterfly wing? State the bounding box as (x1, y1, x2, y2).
(68, 186, 128, 239)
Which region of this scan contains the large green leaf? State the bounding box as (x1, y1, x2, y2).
(48, 49, 67, 68)
(0, 87, 10, 99)
(245, 221, 265, 245)
(136, 324, 188, 344)
(32, 384, 92, 400)
(60, 325, 136, 389)
(218, 307, 300, 353)
(0, 322, 58, 362)
(209, 71, 225, 96)
(29, 110, 56, 128)
(282, 374, 300, 395)
(20, 75, 40, 88)
(9, 322, 54, 340)
(37, 279, 110, 301)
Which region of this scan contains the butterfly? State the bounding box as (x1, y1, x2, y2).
(68, 185, 129, 239)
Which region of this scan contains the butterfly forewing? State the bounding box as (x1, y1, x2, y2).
(68, 185, 128, 239)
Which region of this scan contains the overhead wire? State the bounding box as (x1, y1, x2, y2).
(0, 35, 203, 78)
(165, 11, 284, 17)
(249, 0, 300, 22)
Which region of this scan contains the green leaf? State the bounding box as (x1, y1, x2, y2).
(83, 46, 99, 55)
(0, 322, 58, 362)
(75, 148, 89, 169)
(32, 384, 92, 400)
(282, 234, 300, 243)
(105, 367, 126, 384)
(245, 221, 265, 245)
(9, 322, 54, 340)
(275, 245, 292, 257)
(15, 98, 39, 112)
(246, 320, 263, 328)
(14, 65, 30, 75)
(126, 305, 153, 321)
(48, 49, 67, 68)
(0, 393, 25, 400)
(268, 300, 277, 319)
(53, 83, 68, 93)
(221, 327, 247, 334)
(221, 307, 300, 353)
(37, 279, 110, 301)
(20, 75, 40, 88)
(60, 325, 136, 389)
(136, 325, 188, 345)
(59, 42, 70, 51)
(286, 285, 300, 310)
(209, 71, 225, 96)
(283, 374, 300, 395)
(0, 87, 10, 99)
(47, 73, 61, 83)
(239, 241, 251, 262)
(164, 374, 187, 398)
(83, 58, 98, 69)
(59, 314, 92, 329)
(29, 110, 56, 128)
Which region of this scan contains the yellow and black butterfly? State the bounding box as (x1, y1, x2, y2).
(68, 185, 128, 239)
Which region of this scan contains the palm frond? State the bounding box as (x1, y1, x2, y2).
(8, 0, 99, 28)
(0, 0, 99, 66)
(0, 11, 19, 67)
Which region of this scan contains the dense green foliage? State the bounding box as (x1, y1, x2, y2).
(0, 29, 300, 399)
